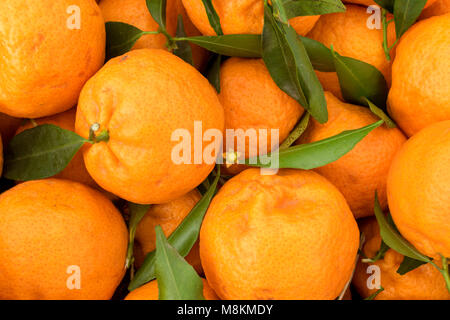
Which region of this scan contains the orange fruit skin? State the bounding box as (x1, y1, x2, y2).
(15, 109, 99, 189)
(387, 121, 450, 259)
(219, 58, 304, 159)
(181, 0, 319, 36)
(200, 168, 359, 300)
(344, 0, 437, 7)
(100, 0, 208, 70)
(307, 5, 396, 99)
(298, 92, 406, 219)
(0, 113, 22, 146)
(387, 14, 450, 137)
(353, 218, 450, 300)
(125, 279, 219, 300)
(75, 49, 224, 204)
(0, 0, 105, 118)
(134, 190, 203, 274)
(0, 179, 128, 300)
(421, 0, 450, 19)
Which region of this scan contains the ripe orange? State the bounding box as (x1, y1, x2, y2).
(421, 0, 450, 19)
(200, 168, 359, 300)
(100, 0, 208, 70)
(387, 14, 450, 137)
(15, 109, 99, 189)
(344, 0, 437, 7)
(0, 179, 128, 299)
(307, 4, 396, 99)
(387, 120, 450, 259)
(181, 0, 319, 36)
(75, 49, 224, 204)
(125, 278, 219, 300)
(219, 58, 304, 160)
(297, 92, 406, 219)
(134, 190, 203, 274)
(0, 0, 105, 118)
(353, 218, 450, 300)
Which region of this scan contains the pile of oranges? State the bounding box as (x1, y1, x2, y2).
(0, 0, 449, 300)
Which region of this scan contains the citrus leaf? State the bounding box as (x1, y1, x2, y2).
(206, 54, 222, 92)
(173, 15, 193, 65)
(4, 124, 87, 181)
(373, 193, 431, 263)
(125, 203, 151, 269)
(263, 3, 328, 123)
(332, 48, 388, 109)
(394, 0, 427, 38)
(105, 22, 145, 61)
(146, 0, 167, 30)
(364, 286, 385, 300)
(397, 256, 428, 275)
(364, 98, 396, 128)
(154, 226, 205, 300)
(282, 0, 346, 18)
(374, 0, 395, 12)
(182, 35, 262, 58)
(299, 36, 335, 72)
(245, 120, 383, 169)
(129, 167, 221, 291)
(201, 0, 223, 35)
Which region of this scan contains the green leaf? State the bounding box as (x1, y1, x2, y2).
(182, 35, 262, 58)
(374, 0, 395, 12)
(4, 124, 87, 181)
(299, 36, 335, 72)
(282, 0, 346, 18)
(331, 48, 388, 109)
(364, 98, 396, 128)
(201, 0, 223, 35)
(397, 256, 428, 275)
(279, 112, 310, 150)
(362, 240, 389, 263)
(364, 286, 385, 300)
(262, 3, 328, 123)
(146, 0, 167, 30)
(125, 203, 151, 269)
(206, 54, 222, 92)
(105, 22, 145, 61)
(394, 0, 427, 38)
(129, 167, 221, 291)
(173, 15, 193, 65)
(245, 120, 383, 169)
(154, 226, 205, 300)
(373, 192, 431, 263)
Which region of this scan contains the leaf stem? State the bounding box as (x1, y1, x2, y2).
(430, 255, 450, 293)
(381, 9, 396, 62)
(89, 123, 110, 143)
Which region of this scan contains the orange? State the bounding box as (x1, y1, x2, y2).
(0, 0, 105, 118)
(134, 190, 203, 274)
(307, 5, 396, 99)
(75, 49, 224, 204)
(353, 218, 450, 300)
(387, 14, 450, 137)
(297, 92, 406, 219)
(219, 58, 304, 161)
(125, 278, 219, 300)
(15, 109, 99, 189)
(344, 0, 437, 7)
(421, 0, 450, 19)
(0, 179, 128, 299)
(200, 168, 359, 300)
(387, 120, 450, 259)
(0, 113, 22, 146)
(181, 0, 319, 36)
(100, 0, 208, 70)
